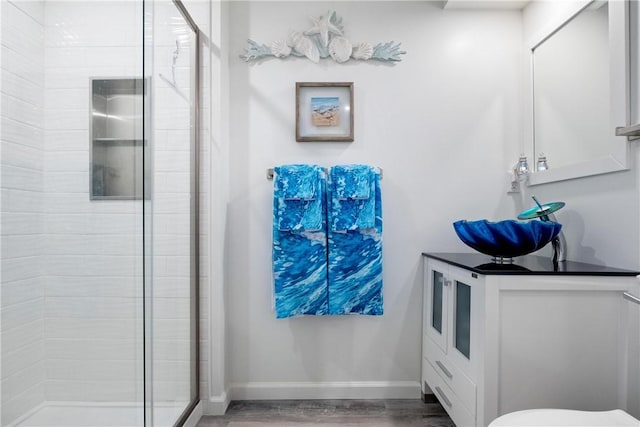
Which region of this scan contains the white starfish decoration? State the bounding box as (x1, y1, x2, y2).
(241, 11, 406, 63)
(304, 11, 343, 48)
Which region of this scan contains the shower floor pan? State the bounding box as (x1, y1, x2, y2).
(12, 402, 189, 427)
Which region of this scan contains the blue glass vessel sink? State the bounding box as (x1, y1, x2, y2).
(453, 219, 562, 259)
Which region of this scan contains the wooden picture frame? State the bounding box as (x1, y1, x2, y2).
(296, 82, 354, 142)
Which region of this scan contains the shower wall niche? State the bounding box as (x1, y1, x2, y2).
(90, 78, 147, 200)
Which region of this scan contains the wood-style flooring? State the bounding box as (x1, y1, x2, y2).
(197, 399, 456, 427)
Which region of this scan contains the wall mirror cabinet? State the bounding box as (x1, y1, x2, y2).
(526, 0, 631, 185)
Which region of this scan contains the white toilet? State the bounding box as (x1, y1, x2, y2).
(488, 409, 640, 427)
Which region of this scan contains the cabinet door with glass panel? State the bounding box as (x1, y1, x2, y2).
(424, 259, 450, 353)
(423, 259, 482, 376)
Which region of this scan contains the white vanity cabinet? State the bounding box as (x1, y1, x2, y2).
(422, 258, 483, 426)
(422, 253, 640, 427)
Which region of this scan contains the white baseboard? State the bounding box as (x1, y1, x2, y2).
(228, 381, 421, 401)
(203, 392, 231, 416)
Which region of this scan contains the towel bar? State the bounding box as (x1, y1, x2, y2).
(267, 167, 383, 180)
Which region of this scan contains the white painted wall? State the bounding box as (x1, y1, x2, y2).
(223, 1, 521, 400)
(0, 1, 46, 424)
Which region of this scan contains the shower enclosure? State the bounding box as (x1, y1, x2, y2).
(0, 0, 204, 425)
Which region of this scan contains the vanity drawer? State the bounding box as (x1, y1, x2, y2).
(423, 335, 476, 416)
(423, 356, 476, 427)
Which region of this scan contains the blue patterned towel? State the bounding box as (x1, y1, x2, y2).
(335, 164, 371, 200)
(328, 165, 383, 316)
(274, 165, 324, 232)
(272, 164, 328, 318)
(329, 165, 376, 231)
(278, 164, 319, 200)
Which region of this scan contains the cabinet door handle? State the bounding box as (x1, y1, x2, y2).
(435, 360, 453, 379)
(623, 292, 640, 305)
(444, 279, 452, 287)
(434, 386, 453, 408)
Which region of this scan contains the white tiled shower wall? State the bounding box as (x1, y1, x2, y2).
(1, 1, 46, 424)
(42, 1, 145, 406)
(2, 0, 211, 425)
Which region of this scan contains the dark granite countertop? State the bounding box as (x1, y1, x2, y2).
(422, 252, 640, 276)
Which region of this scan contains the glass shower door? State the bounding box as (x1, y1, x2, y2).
(145, 1, 199, 425)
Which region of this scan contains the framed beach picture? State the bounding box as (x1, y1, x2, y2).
(296, 82, 354, 142)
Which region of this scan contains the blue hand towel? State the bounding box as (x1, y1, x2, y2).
(272, 164, 328, 318)
(335, 164, 371, 200)
(329, 165, 376, 232)
(328, 165, 383, 316)
(278, 164, 319, 200)
(274, 165, 324, 232)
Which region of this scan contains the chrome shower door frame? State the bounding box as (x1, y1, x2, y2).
(143, 0, 201, 425)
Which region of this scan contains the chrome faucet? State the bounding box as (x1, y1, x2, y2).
(518, 196, 567, 263)
(543, 211, 567, 263)
(531, 196, 566, 263)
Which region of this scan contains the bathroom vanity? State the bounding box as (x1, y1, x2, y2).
(421, 253, 640, 427)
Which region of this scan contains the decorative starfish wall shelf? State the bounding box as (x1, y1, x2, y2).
(241, 11, 406, 63)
